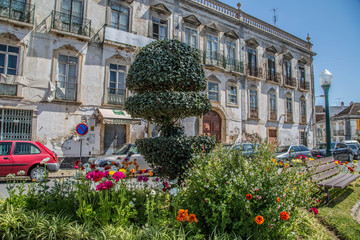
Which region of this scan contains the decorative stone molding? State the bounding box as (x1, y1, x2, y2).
(224, 30, 239, 39)
(182, 15, 201, 26)
(150, 3, 171, 15)
(245, 38, 259, 48)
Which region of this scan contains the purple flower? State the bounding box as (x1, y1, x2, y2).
(155, 177, 159, 182)
(143, 176, 149, 182)
(137, 175, 143, 182)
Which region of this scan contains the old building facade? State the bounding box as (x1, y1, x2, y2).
(0, 0, 316, 161)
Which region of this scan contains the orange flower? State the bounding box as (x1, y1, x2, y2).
(280, 211, 289, 221)
(149, 171, 153, 176)
(130, 169, 136, 176)
(177, 209, 189, 222)
(246, 194, 252, 200)
(188, 214, 198, 223)
(277, 197, 281, 202)
(112, 161, 116, 165)
(255, 215, 264, 224)
(279, 162, 284, 166)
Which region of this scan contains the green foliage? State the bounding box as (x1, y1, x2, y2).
(136, 136, 216, 180)
(179, 145, 322, 239)
(126, 39, 206, 93)
(125, 91, 211, 125)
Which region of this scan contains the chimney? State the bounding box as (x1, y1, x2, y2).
(341, 101, 344, 107)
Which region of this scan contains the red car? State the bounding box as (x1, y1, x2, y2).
(0, 140, 59, 181)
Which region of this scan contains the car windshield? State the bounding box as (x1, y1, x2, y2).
(233, 143, 257, 151)
(113, 144, 131, 155)
(348, 144, 357, 150)
(276, 146, 290, 153)
(314, 144, 326, 150)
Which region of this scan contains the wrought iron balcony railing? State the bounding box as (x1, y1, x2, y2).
(266, 70, 280, 83)
(51, 11, 91, 37)
(300, 114, 307, 124)
(107, 88, 126, 105)
(246, 66, 262, 78)
(269, 110, 277, 121)
(0, 0, 34, 24)
(200, 51, 243, 74)
(249, 108, 258, 119)
(285, 112, 293, 123)
(284, 76, 296, 88)
(299, 81, 310, 91)
(333, 129, 345, 136)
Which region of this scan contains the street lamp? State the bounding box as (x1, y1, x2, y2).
(319, 69, 333, 157)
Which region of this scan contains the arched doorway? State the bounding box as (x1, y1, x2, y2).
(203, 110, 221, 142)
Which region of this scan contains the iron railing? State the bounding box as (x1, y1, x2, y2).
(249, 108, 258, 119)
(246, 66, 262, 78)
(200, 51, 244, 74)
(333, 129, 345, 136)
(285, 112, 293, 123)
(299, 81, 310, 90)
(0, 108, 32, 140)
(300, 114, 307, 124)
(284, 76, 296, 88)
(0, 0, 34, 24)
(269, 110, 277, 121)
(266, 71, 280, 83)
(55, 81, 77, 101)
(51, 10, 91, 37)
(224, 57, 244, 73)
(0, 83, 17, 96)
(107, 88, 126, 105)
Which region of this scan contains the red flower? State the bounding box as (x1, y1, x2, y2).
(280, 211, 289, 221)
(310, 207, 318, 215)
(246, 194, 252, 200)
(90, 164, 96, 169)
(348, 167, 354, 172)
(74, 161, 80, 166)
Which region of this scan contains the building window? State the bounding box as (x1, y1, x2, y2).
(300, 98, 306, 123)
(267, 55, 276, 81)
(55, 54, 78, 101)
(206, 34, 218, 61)
(225, 41, 236, 64)
(110, 3, 129, 32)
(299, 66, 306, 89)
(227, 85, 237, 105)
(249, 89, 258, 118)
(285, 95, 293, 122)
(284, 60, 292, 83)
(269, 92, 277, 120)
(152, 16, 167, 40)
(247, 48, 257, 77)
(108, 64, 126, 105)
(184, 27, 197, 49)
(61, 0, 84, 26)
(208, 81, 219, 102)
(0, 44, 19, 75)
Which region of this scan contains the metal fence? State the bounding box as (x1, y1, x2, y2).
(0, 108, 32, 140)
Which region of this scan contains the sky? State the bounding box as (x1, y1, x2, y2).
(222, 0, 360, 107)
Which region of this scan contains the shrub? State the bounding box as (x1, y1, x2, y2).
(179, 144, 322, 239)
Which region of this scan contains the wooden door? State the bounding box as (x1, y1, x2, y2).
(268, 129, 277, 145)
(203, 110, 221, 142)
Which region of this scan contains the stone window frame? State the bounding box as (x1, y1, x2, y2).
(207, 78, 220, 103)
(248, 84, 258, 119)
(268, 88, 277, 121)
(148, 5, 171, 40)
(103, 55, 130, 106)
(226, 80, 238, 107)
(224, 38, 237, 64)
(183, 25, 199, 49)
(106, 0, 133, 33)
(0, 33, 25, 98)
(51, 46, 83, 103)
(300, 96, 307, 124)
(205, 33, 219, 60)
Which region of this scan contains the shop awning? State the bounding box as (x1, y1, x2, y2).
(98, 108, 141, 125)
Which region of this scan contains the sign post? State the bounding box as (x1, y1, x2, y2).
(76, 123, 88, 162)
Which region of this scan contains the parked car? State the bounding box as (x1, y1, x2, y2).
(343, 140, 360, 148)
(346, 143, 360, 160)
(92, 143, 150, 170)
(231, 143, 260, 158)
(275, 145, 312, 163)
(0, 140, 59, 182)
(311, 142, 354, 162)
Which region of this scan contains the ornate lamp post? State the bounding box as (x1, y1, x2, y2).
(319, 69, 333, 157)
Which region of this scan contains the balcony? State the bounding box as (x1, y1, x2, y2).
(104, 26, 154, 47)
(333, 129, 345, 136)
(285, 112, 293, 123)
(0, 83, 17, 96)
(249, 108, 258, 119)
(269, 110, 277, 121)
(266, 71, 280, 84)
(246, 66, 262, 79)
(201, 50, 224, 68)
(107, 88, 126, 105)
(300, 114, 307, 124)
(224, 58, 244, 74)
(0, 0, 34, 24)
(284, 76, 296, 88)
(299, 81, 310, 91)
(51, 11, 91, 37)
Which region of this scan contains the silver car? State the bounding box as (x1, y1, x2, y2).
(92, 143, 150, 170)
(275, 145, 312, 163)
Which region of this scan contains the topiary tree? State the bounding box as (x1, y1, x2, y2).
(125, 39, 215, 180)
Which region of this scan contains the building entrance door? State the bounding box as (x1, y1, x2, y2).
(203, 110, 221, 142)
(268, 129, 277, 145)
(104, 124, 126, 155)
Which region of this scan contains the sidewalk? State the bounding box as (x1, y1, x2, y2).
(48, 169, 76, 178)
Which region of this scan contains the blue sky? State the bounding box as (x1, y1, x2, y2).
(223, 0, 360, 106)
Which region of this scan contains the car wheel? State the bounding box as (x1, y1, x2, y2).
(29, 166, 48, 182)
(349, 153, 354, 162)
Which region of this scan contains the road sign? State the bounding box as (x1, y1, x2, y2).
(76, 123, 88, 136)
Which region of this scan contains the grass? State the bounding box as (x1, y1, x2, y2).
(317, 178, 360, 240)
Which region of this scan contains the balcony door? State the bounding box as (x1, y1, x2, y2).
(203, 110, 221, 142)
(61, 0, 83, 32)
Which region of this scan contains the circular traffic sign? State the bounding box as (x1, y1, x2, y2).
(76, 123, 88, 136)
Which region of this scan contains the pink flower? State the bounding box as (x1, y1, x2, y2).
(310, 207, 318, 215)
(74, 165, 79, 169)
(254, 188, 260, 191)
(86, 170, 107, 182)
(112, 172, 126, 182)
(316, 155, 321, 158)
